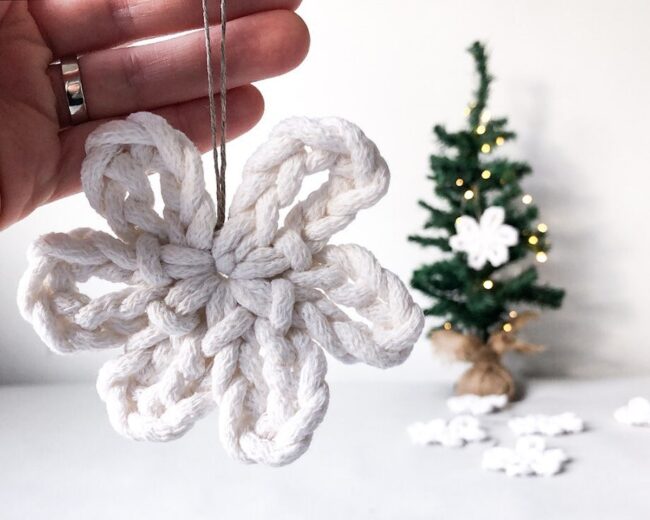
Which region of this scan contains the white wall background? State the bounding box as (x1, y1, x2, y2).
(1, 0, 649, 385)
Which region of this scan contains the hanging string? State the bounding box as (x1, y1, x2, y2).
(201, 0, 228, 230)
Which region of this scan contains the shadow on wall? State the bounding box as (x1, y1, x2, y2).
(505, 82, 628, 379)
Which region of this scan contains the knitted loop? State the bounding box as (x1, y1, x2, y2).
(18, 112, 424, 466)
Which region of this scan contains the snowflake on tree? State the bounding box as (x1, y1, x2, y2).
(408, 42, 564, 400)
(449, 206, 518, 270)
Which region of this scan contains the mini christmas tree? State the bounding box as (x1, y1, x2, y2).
(409, 41, 564, 399)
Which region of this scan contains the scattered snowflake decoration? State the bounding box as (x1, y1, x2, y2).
(447, 394, 508, 415)
(482, 435, 570, 477)
(508, 412, 585, 437)
(614, 397, 650, 427)
(408, 415, 488, 448)
(449, 206, 518, 270)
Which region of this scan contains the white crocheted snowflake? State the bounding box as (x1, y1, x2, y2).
(482, 436, 570, 477)
(449, 206, 518, 270)
(18, 113, 424, 466)
(447, 394, 508, 415)
(408, 415, 488, 447)
(508, 412, 585, 437)
(614, 397, 650, 427)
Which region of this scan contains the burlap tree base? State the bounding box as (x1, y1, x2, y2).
(431, 312, 542, 401)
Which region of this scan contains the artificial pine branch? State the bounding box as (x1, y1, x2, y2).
(409, 41, 565, 340)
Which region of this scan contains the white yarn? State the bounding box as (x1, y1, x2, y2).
(407, 415, 488, 447)
(614, 397, 650, 427)
(482, 436, 569, 477)
(508, 412, 585, 437)
(446, 394, 508, 415)
(18, 112, 424, 466)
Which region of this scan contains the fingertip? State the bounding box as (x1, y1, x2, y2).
(225, 84, 265, 143)
(184, 84, 265, 152)
(294, 12, 311, 66)
(277, 10, 311, 73)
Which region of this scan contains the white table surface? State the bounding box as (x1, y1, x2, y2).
(1, 378, 648, 520)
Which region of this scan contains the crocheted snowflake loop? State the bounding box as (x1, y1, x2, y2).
(19, 112, 424, 466)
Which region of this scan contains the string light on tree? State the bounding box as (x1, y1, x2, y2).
(443, 321, 453, 330)
(480, 110, 491, 123)
(455, 178, 464, 187)
(502, 323, 513, 332)
(536, 252, 548, 263)
(528, 236, 539, 245)
(481, 169, 492, 179)
(483, 280, 494, 290)
(476, 124, 487, 135)
(495, 136, 505, 146)
(481, 143, 491, 153)
(522, 194, 533, 205)
(537, 223, 548, 233)
(464, 189, 475, 200)
(509, 310, 518, 319)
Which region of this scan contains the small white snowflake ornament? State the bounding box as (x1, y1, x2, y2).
(449, 206, 518, 270)
(508, 412, 585, 437)
(482, 436, 569, 477)
(408, 415, 488, 447)
(447, 394, 508, 415)
(614, 397, 650, 427)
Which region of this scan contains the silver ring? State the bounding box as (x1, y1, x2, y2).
(61, 57, 88, 125)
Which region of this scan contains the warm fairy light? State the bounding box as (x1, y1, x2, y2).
(503, 323, 513, 332)
(483, 280, 494, 290)
(481, 143, 491, 153)
(522, 194, 533, 205)
(481, 169, 492, 179)
(455, 178, 464, 187)
(495, 136, 505, 146)
(528, 236, 539, 245)
(443, 321, 453, 330)
(480, 110, 491, 123)
(536, 252, 548, 263)
(463, 106, 472, 116)
(537, 223, 548, 233)
(464, 189, 475, 200)
(476, 124, 486, 135)
(455, 217, 462, 225)
(509, 310, 518, 319)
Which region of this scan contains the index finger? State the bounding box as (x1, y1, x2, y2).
(29, 0, 302, 57)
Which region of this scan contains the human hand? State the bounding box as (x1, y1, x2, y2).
(0, 0, 309, 229)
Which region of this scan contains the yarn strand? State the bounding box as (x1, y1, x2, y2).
(202, 0, 228, 230)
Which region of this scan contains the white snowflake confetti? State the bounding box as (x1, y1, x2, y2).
(614, 397, 650, 427)
(449, 206, 518, 270)
(407, 415, 489, 448)
(508, 412, 585, 437)
(447, 394, 508, 415)
(482, 436, 570, 477)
